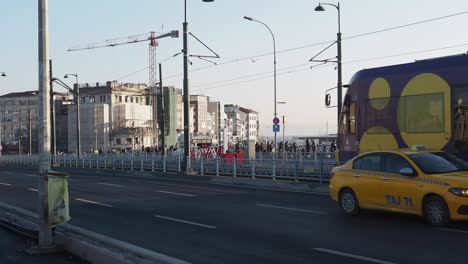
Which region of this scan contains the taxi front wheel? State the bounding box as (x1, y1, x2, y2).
(423, 196, 451, 227)
(339, 189, 360, 216)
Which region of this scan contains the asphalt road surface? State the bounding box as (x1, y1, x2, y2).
(0, 166, 467, 264)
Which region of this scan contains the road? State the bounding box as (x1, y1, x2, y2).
(0, 166, 467, 264)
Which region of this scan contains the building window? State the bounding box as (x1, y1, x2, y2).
(126, 138, 132, 144)
(125, 96, 128, 103)
(119, 96, 122, 102)
(130, 97, 134, 103)
(100, 95, 106, 102)
(89, 96, 95, 103)
(136, 97, 139, 103)
(79, 97, 85, 104)
(116, 138, 121, 144)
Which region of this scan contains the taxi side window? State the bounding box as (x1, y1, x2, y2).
(353, 154, 383, 171)
(383, 154, 413, 174)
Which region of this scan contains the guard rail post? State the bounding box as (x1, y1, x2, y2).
(216, 158, 220, 176)
(163, 156, 167, 173)
(251, 159, 255, 179)
(233, 157, 237, 178)
(272, 156, 277, 181)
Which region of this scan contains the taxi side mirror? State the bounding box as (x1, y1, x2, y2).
(399, 168, 415, 177)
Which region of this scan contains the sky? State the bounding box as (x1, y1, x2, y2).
(1, 0, 468, 137)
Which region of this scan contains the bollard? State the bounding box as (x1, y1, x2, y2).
(152, 157, 155, 172)
(186, 157, 190, 174)
(163, 156, 166, 173)
(141, 156, 144, 171)
(272, 156, 277, 181)
(121, 158, 124, 171)
(294, 160, 299, 182)
(251, 159, 256, 179)
(319, 160, 323, 184)
(104, 154, 107, 169)
(178, 155, 181, 172)
(200, 158, 204, 176)
(96, 155, 99, 169)
(216, 158, 220, 177)
(131, 155, 134, 171)
(233, 157, 237, 178)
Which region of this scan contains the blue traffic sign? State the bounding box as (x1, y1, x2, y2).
(273, 124, 280, 132)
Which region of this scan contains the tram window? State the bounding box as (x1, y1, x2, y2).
(400, 93, 444, 133)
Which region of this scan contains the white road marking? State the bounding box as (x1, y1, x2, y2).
(0, 182, 12, 186)
(313, 248, 397, 264)
(25, 174, 37, 177)
(75, 198, 113, 208)
(4, 172, 13, 175)
(27, 188, 38, 192)
(157, 190, 196, 197)
(154, 215, 216, 229)
(256, 203, 328, 215)
(97, 182, 123, 187)
(440, 228, 468, 234)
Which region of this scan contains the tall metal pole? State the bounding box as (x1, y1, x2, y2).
(29, 109, 32, 154)
(282, 115, 285, 158)
(183, 0, 191, 170)
(49, 59, 56, 155)
(158, 63, 166, 156)
(73, 77, 81, 157)
(38, 0, 53, 247)
(336, 2, 342, 150)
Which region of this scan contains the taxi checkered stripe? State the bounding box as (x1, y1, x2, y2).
(335, 168, 450, 186)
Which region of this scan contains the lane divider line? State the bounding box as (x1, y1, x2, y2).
(75, 198, 113, 208)
(256, 203, 328, 215)
(97, 182, 123, 187)
(0, 182, 12, 186)
(439, 228, 468, 234)
(154, 215, 216, 229)
(156, 190, 196, 197)
(313, 248, 397, 264)
(27, 188, 38, 192)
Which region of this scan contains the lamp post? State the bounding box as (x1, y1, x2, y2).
(277, 101, 286, 157)
(243, 16, 278, 151)
(315, 2, 342, 148)
(183, 0, 214, 171)
(64, 74, 81, 157)
(0, 72, 6, 77)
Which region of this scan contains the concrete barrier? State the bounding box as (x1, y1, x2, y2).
(0, 202, 190, 264)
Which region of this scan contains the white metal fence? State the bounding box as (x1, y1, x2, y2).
(0, 153, 339, 183)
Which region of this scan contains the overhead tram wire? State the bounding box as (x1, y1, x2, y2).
(163, 10, 468, 81)
(191, 43, 468, 93)
(111, 11, 468, 89)
(115, 53, 180, 81)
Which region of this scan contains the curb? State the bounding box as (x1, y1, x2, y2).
(0, 202, 190, 264)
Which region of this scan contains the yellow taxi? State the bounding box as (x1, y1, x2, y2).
(330, 147, 468, 226)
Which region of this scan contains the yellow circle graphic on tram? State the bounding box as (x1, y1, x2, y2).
(369, 78, 391, 110)
(397, 73, 451, 150)
(359, 126, 398, 153)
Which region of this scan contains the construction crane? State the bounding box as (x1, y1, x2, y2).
(67, 30, 178, 86)
(67, 30, 179, 148)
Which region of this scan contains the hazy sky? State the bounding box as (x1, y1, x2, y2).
(1, 0, 468, 137)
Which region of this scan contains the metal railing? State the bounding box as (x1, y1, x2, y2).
(0, 153, 340, 183)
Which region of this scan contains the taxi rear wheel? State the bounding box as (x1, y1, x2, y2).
(423, 196, 450, 227)
(339, 189, 360, 215)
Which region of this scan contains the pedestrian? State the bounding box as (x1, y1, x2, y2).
(331, 140, 337, 153)
(292, 142, 297, 153)
(305, 139, 310, 153)
(312, 140, 316, 153)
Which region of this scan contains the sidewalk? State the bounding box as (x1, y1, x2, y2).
(0, 226, 86, 264)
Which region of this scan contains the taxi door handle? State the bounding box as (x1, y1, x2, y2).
(352, 174, 360, 177)
(381, 177, 390, 180)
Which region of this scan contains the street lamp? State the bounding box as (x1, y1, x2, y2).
(63, 74, 81, 157)
(276, 102, 287, 157)
(315, 2, 342, 149)
(0, 72, 6, 77)
(183, 0, 214, 171)
(243, 16, 278, 151)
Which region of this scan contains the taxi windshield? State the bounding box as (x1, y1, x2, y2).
(408, 152, 468, 174)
